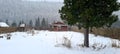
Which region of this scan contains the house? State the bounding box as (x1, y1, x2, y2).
(17, 24, 26, 32)
(17, 24, 34, 32)
(0, 22, 9, 27)
(52, 22, 68, 31)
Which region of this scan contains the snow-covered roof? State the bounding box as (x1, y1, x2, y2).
(20, 24, 26, 27)
(52, 21, 68, 26)
(0, 22, 9, 27)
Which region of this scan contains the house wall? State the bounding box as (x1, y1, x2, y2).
(53, 26, 58, 31)
(53, 26, 68, 31)
(61, 26, 68, 31)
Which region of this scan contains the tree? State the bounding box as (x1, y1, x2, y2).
(29, 20, 33, 27)
(41, 18, 46, 29)
(5, 19, 9, 25)
(59, 0, 120, 47)
(35, 17, 41, 27)
(18, 21, 22, 27)
(18, 20, 24, 27)
(45, 18, 49, 28)
(11, 21, 17, 27)
(21, 20, 24, 24)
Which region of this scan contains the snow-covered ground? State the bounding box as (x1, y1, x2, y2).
(0, 30, 120, 54)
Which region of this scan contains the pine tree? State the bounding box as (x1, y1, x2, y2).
(11, 21, 17, 27)
(45, 18, 49, 28)
(29, 20, 33, 27)
(35, 17, 41, 27)
(41, 18, 46, 29)
(59, 0, 120, 47)
(37, 17, 40, 27)
(5, 19, 9, 25)
(21, 20, 24, 24)
(18, 21, 22, 27)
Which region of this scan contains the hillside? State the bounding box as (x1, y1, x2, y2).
(0, 0, 63, 23)
(0, 0, 120, 28)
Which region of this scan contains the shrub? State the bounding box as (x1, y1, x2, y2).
(5, 33, 12, 40)
(111, 40, 120, 48)
(62, 37, 71, 48)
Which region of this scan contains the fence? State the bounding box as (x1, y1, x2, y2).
(0, 27, 17, 33)
(74, 28, 120, 40)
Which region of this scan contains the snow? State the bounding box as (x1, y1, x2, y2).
(0, 22, 9, 27)
(20, 24, 26, 27)
(0, 30, 120, 54)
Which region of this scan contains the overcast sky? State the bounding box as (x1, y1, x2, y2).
(24, 0, 120, 3)
(24, 0, 63, 2)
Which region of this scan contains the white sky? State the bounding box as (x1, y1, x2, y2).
(118, 0, 120, 2)
(24, 0, 63, 2)
(25, 0, 120, 3)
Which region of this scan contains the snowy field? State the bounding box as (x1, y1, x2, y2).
(0, 30, 120, 54)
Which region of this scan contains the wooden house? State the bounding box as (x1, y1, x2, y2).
(52, 22, 68, 31)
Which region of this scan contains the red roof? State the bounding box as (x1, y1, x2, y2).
(53, 22, 65, 25)
(52, 22, 67, 27)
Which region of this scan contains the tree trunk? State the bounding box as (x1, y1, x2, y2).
(84, 27, 89, 47)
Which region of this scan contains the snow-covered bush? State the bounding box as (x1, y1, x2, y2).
(55, 36, 71, 48)
(5, 33, 12, 40)
(62, 37, 71, 48)
(112, 40, 120, 48)
(77, 44, 84, 48)
(27, 30, 35, 36)
(91, 43, 106, 51)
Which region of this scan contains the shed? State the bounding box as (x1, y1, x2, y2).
(52, 22, 68, 31)
(17, 24, 26, 32)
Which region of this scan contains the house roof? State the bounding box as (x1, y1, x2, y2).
(20, 24, 26, 27)
(52, 22, 67, 26)
(0, 22, 9, 27)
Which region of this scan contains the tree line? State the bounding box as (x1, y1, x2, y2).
(2, 17, 50, 29)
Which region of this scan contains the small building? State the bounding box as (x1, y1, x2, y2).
(52, 22, 68, 31)
(17, 24, 33, 32)
(17, 24, 26, 32)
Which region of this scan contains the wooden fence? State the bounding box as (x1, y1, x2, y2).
(0, 27, 17, 33)
(73, 28, 120, 40)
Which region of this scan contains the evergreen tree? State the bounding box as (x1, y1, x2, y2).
(5, 19, 9, 25)
(59, 0, 120, 47)
(46, 18, 49, 28)
(18, 20, 25, 27)
(35, 19, 37, 27)
(21, 20, 24, 24)
(29, 20, 33, 27)
(18, 21, 22, 27)
(35, 17, 41, 27)
(41, 18, 46, 28)
(11, 21, 17, 27)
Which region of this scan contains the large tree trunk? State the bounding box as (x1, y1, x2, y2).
(84, 27, 89, 47)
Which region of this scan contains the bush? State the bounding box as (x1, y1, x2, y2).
(27, 29, 35, 36)
(111, 40, 120, 48)
(5, 33, 12, 40)
(91, 43, 106, 51)
(62, 37, 71, 48)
